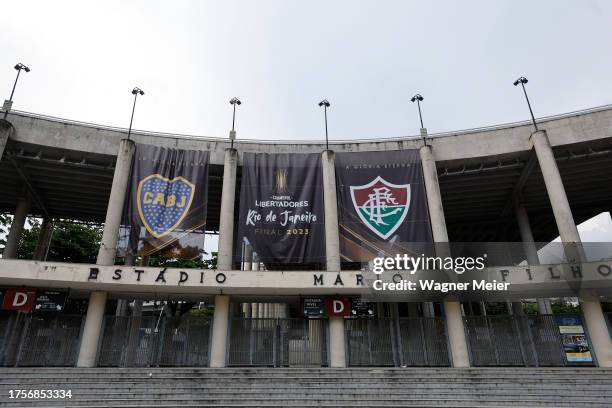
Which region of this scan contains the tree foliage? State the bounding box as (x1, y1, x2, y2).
(15, 218, 103, 263)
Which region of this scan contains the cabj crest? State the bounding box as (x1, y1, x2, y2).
(137, 174, 195, 238)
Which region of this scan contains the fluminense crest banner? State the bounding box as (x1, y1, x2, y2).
(335, 150, 432, 263)
(236, 153, 325, 267)
(120, 143, 209, 260)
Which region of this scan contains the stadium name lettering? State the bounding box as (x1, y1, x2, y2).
(87, 267, 228, 285)
(86, 268, 364, 287)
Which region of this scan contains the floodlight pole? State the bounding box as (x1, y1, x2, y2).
(324, 104, 329, 150)
(410, 94, 426, 146)
(514, 77, 538, 131)
(229, 97, 241, 149)
(416, 98, 424, 129)
(4, 63, 30, 120)
(127, 87, 144, 140)
(319, 99, 331, 150)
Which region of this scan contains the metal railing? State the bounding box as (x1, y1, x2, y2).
(345, 317, 450, 367)
(465, 315, 566, 367)
(97, 315, 212, 367)
(0, 313, 83, 367)
(228, 318, 328, 367)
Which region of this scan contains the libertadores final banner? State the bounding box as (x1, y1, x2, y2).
(236, 152, 325, 267)
(120, 143, 209, 260)
(335, 150, 432, 262)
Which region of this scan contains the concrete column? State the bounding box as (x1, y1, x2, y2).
(581, 299, 612, 367)
(515, 203, 552, 314)
(532, 130, 612, 366)
(77, 291, 107, 367)
(242, 243, 253, 271)
(264, 303, 271, 318)
(419, 141, 470, 367)
(132, 300, 143, 317)
(511, 302, 524, 316)
(531, 131, 583, 257)
(243, 303, 252, 318)
(77, 139, 134, 367)
(515, 204, 540, 265)
(537, 299, 553, 315)
(322, 150, 341, 272)
(252, 253, 260, 271)
(329, 316, 347, 367)
(422, 302, 435, 318)
(443, 301, 470, 367)
(322, 150, 346, 367)
(217, 148, 238, 271)
(33, 218, 53, 261)
(419, 143, 449, 245)
(209, 147, 236, 367)
(0, 119, 13, 159)
(210, 294, 230, 367)
(3, 196, 31, 259)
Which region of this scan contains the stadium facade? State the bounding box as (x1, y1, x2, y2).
(0, 105, 612, 370)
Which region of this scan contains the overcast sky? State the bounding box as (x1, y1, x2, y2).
(2, 0, 612, 142)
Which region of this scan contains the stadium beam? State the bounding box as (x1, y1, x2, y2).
(77, 138, 135, 367)
(419, 136, 471, 368)
(531, 129, 612, 367)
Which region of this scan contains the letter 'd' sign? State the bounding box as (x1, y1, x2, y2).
(1, 288, 37, 311)
(325, 297, 351, 317)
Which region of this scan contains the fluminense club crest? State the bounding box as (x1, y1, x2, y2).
(350, 176, 411, 240)
(137, 174, 196, 238)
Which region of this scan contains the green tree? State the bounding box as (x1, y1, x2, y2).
(16, 219, 103, 263)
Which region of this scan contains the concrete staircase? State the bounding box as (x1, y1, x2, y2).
(0, 367, 611, 407)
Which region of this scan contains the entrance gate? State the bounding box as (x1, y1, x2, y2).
(98, 315, 212, 367)
(465, 315, 566, 366)
(0, 312, 83, 367)
(345, 317, 450, 366)
(228, 318, 328, 367)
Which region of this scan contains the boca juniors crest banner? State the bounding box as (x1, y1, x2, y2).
(120, 143, 209, 259)
(335, 150, 432, 262)
(236, 153, 325, 266)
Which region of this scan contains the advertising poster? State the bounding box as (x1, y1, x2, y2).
(120, 143, 210, 260)
(335, 150, 433, 263)
(555, 315, 593, 363)
(236, 153, 325, 266)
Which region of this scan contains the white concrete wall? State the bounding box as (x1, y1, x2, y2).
(5, 105, 612, 166)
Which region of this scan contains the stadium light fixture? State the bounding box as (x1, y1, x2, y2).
(410, 94, 425, 129)
(229, 97, 241, 149)
(318, 99, 331, 150)
(127, 87, 145, 140)
(513, 76, 538, 131)
(3, 62, 31, 119)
